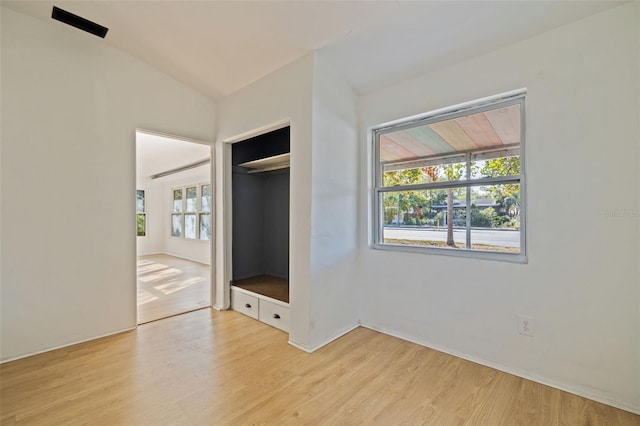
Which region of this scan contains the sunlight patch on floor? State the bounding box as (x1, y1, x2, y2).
(137, 255, 210, 323)
(156, 277, 205, 295)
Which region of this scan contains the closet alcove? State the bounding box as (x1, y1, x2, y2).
(230, 126, 290, 332)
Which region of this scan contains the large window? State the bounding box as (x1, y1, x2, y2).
(136, 190, 146, 237)
(171, 183, 211, 240)
(372, 91, 526, 261)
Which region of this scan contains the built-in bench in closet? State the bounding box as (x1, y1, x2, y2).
(230, 127, 290, 332)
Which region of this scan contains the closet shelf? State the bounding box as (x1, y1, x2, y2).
(239, 153, 290, 173)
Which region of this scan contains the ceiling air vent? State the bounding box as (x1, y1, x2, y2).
(51, 6, 109, 38)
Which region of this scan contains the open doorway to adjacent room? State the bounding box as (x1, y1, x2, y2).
(136, 130, 212, 324)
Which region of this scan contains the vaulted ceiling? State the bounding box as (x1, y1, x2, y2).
(1, 1, 624, 100)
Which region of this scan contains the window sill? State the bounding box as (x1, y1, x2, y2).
(372, 242, 528, 264)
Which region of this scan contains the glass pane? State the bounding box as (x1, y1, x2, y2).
(186, 187, 197, 212)
(469, 184, 521, 253)
(379, 103, 520, 164)
(381, 189, 466, 249)
(171, 214, 182, 237)
(136, 214, 146, 237)
(382, 156, 466, 187)
(199, 213, 211, 240)
(173, 189, 183, 213)
(379, 102, 521, 185)
(136, 190, 145, 213)
(201, 184, 211, 212)
(471, 149, 520, 179)
(185, 214, 196, 239)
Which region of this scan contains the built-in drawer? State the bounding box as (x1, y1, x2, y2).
(259, 299, 290, 333)
(231, 288, 259, 319)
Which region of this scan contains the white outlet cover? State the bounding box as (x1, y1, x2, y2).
(518, 314, 535, 336)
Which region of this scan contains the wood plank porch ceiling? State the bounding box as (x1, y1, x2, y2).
(380, 104, 521, 163)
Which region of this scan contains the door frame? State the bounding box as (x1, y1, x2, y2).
(135, 128, 215, 316)
(214, 119, 290, 310)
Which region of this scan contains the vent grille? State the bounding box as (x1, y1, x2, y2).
(51, 6, 108, 38)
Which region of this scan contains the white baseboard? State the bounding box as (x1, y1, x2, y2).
(360, 323, 640, 415)
(0, 326, 137, 364)
(288, 323, 360, 353)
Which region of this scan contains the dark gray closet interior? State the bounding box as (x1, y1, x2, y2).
(232, 127, 290, 303)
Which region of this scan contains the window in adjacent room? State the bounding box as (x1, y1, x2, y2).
(199, 184, 212, 240)
(171, 188, 183, 237)
(171, 184, 210, 240)
(136, 189, 146, 237)
(372, 90, 526, 261)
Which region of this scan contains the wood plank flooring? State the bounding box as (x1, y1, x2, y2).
(1, 309, 637, 425)
(137, 254, 210, 324)
(233, 275, 289, 303)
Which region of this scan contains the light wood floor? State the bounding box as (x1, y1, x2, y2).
(1, 309, 637, 425)
(137, 254, 210, 324)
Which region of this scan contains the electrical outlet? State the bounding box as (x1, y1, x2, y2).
(518, 315, 535, 336)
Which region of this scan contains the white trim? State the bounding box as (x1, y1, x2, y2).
(135, 128, 212, 146)
(288, 323, 360, 353)
(0, 326, 137, 364)
(370, 88, 527, 132)
(231, 286, 289, 308)
(135, 130, 216, 325)
(372, 243, 528, 264)
(360, 323, 640, 415)
(287, 339, 314, 353)
(370, 92, 527, 262)
(221, 119, 290, 144)
(217, 120, 292, 313)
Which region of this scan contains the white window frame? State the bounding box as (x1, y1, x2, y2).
(170, 183, 211, 241)
(371, 90, 527, 263)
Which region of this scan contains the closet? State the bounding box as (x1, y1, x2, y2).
(230, 127, 290, 332)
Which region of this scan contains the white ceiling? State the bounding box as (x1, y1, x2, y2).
(1, 1, 624, 100)
(136, 132, 210, 179)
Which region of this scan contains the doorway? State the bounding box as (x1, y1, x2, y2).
(219, 125, 291, 332)
(136, 130, 213, 324)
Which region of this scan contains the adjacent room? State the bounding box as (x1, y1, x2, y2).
(136, 131, 212, 323)
(1, 1, 638, 424)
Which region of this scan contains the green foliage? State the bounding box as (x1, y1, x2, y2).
(480, 156, 520, 177)
(136, 214, 146, 236)
(383, 168, 424, 186)
(382, 158, 521, 226)
(470, 207, 494, 227)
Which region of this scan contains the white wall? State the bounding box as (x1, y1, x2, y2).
(0, 7, 215, 361)
(136, 176, 164, 256)
(216, 54, 315, 348)
(216, 53, 361, 350)
(308, 54, 360, 347)
(356, 3, 639, 412)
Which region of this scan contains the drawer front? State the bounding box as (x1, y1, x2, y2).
(231, 289, 259, 319)
(259, 300, 290, 332)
